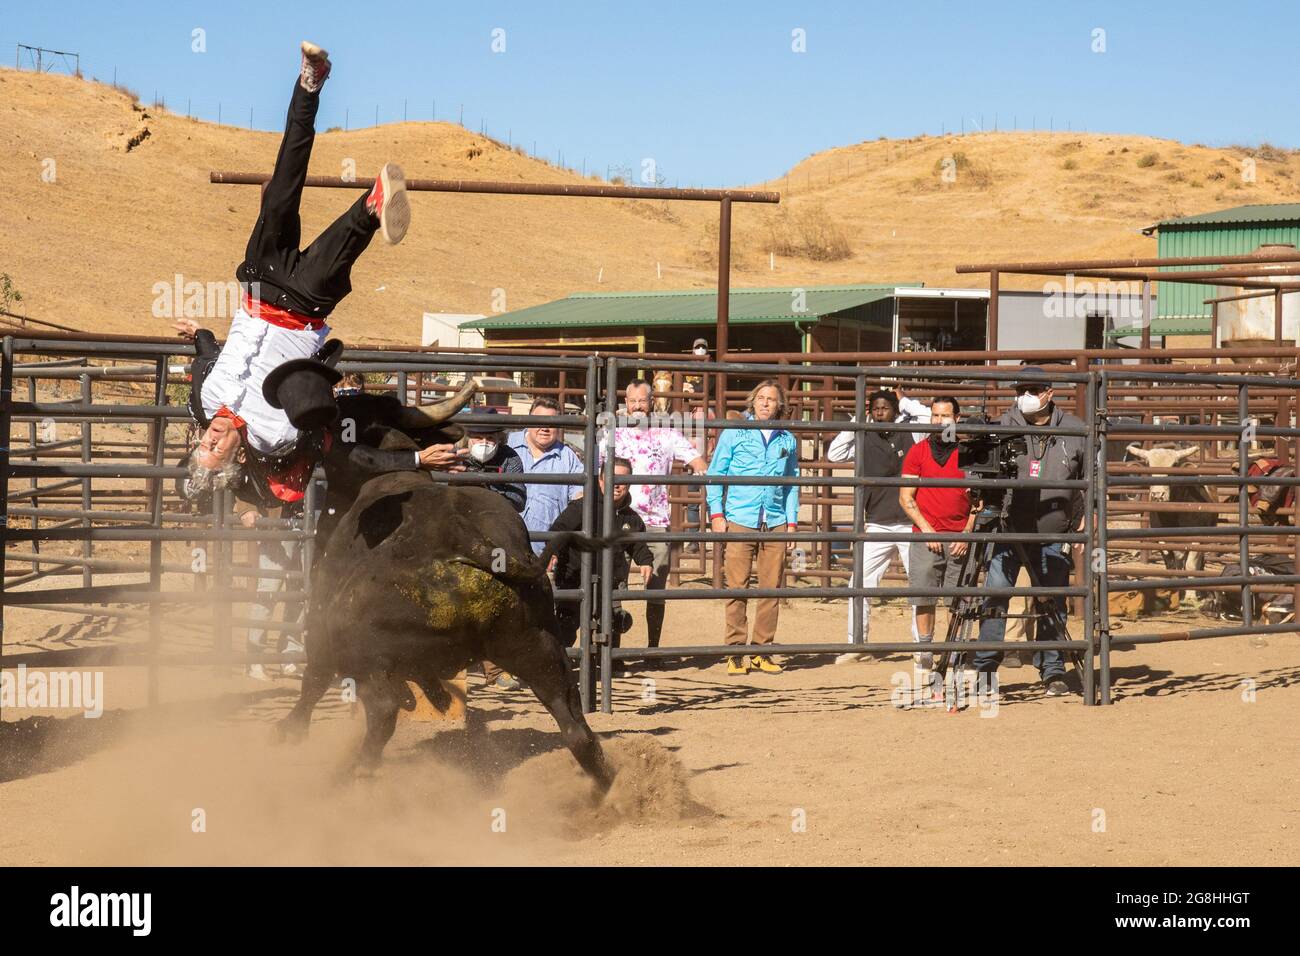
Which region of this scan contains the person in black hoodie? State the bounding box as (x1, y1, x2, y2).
(456, 406, 528, 690)
(548, 458, 653, 649)
(457, 407, 526, 513)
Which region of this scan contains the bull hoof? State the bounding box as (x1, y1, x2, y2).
(272, 718, 308, 746)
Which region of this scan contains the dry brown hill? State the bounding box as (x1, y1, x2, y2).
(3, 67, 1299, 344)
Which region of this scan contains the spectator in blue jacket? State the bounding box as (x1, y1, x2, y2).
(706, 379, 800, 676)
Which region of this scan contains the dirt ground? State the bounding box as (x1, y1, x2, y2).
(2, 594, 1297, 867)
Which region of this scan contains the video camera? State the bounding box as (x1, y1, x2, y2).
(957, 414, 1028, 478)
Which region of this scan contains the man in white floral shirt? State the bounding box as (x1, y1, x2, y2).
(605, 380, 708, 654)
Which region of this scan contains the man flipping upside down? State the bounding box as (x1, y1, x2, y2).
(176, 41, 416, 507)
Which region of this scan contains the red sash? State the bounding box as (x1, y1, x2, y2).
(243, 292, 326, 331)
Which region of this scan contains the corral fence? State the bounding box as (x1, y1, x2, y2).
(2, 334, 1297, 716)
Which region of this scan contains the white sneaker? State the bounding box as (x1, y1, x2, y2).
(281, 662, 300, 678)
(835, 652, 867, 665)
(368, 162, 410, 245)
(914, 651, 934, 671)
(246, 664, 270, 681)
(299, 41, 331, 93)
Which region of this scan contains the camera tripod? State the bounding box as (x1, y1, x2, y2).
(930, 487, 1085, 692)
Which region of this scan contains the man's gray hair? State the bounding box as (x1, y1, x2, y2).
(183, 448, 243, 502)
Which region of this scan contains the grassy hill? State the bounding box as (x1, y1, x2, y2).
(3, 67, 1299, 345)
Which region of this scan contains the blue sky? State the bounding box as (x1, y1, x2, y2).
(6, 0, 1297, 186)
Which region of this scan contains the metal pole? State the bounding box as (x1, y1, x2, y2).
(1238, 384, 1252, 627)
(848, 373, 866, 645)
(0, 336, 12, 719)
(1140, 279, 1152, 350)
(1082, 370, 1097, 706)
(578, 356, 598, 712)
(600, 356, 618, 713)
(1294, 382, 1300, 615)
(714, 197, 732, 463)
(301, 469, 319, 665)
(1275, 289, 1284, 346)
(27, 377, 39, 576)
(80, 373, 92, 588)
(147, 355, 167, 705)
(1098, 373, 1112, 704)
(210, 171, 781, 205)
(987, 270, 999, 354)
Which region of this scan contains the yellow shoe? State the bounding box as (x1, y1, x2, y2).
(750, 654, 783, 674)
(726, 655, 750, 675)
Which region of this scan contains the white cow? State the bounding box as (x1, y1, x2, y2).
(1125, 444, 1213, 600)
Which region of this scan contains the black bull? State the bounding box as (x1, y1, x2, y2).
(273, 388, 613, 790)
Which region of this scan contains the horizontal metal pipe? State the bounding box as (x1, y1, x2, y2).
(955, 250, 1300, 273)
(625, 530, 1086, 543)
(1, 586, 309, 606)
(1107, 525, 1296, 539)
(1108, 622, 1298, 646)
(1107, 475, 1300, 487)
(209, 171, 781, 204)
(609, 585, 1086, 601)
(608, 640, 1087, 659)
(1111, 574, 1300, 592)
(5, 527, 309, 542)
(1114, 423, 1299, 437)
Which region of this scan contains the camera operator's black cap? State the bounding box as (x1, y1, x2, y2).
(1014, 365, 1053, 389)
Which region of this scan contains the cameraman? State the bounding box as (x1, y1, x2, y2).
(972, 367, 1086, 697)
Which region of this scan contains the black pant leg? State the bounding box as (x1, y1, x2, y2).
(236, 79, 320, 309)
(286, 192, 379, 315)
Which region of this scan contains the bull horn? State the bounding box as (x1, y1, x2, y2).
(1126, 444, 1150, 462)
(1174, 445, 1200, 464)
(394, 378, 479, 429)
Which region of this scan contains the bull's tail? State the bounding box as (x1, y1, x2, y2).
(538, 530, 632, 569)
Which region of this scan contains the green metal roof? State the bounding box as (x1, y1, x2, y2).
(1139, 205, 1300, 326)
(461, 283, 920, 331)
(1143, 203, 1300, 235)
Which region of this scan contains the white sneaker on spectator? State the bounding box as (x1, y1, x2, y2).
(914, 651, 934, 671)
(246, 664, 270, 681)
(835, 651, 867, 664)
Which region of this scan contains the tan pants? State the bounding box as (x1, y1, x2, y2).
(723, 521, 787, 646)
(1006, 567, 1036, 642)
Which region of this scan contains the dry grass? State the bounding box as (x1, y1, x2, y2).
(7, 67, 1300, 338)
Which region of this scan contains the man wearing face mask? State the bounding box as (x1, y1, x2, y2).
(458, 408, 526, 514)
(972, 366, 1087, 697)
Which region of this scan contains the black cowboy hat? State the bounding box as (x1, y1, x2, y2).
(262, 340, 345, 429)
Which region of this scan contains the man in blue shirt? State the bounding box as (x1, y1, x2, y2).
(707, 380, 800, 676)
(508, 396, 585, 555)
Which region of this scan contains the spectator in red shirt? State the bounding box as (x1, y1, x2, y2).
(898, 396, 978, 670)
